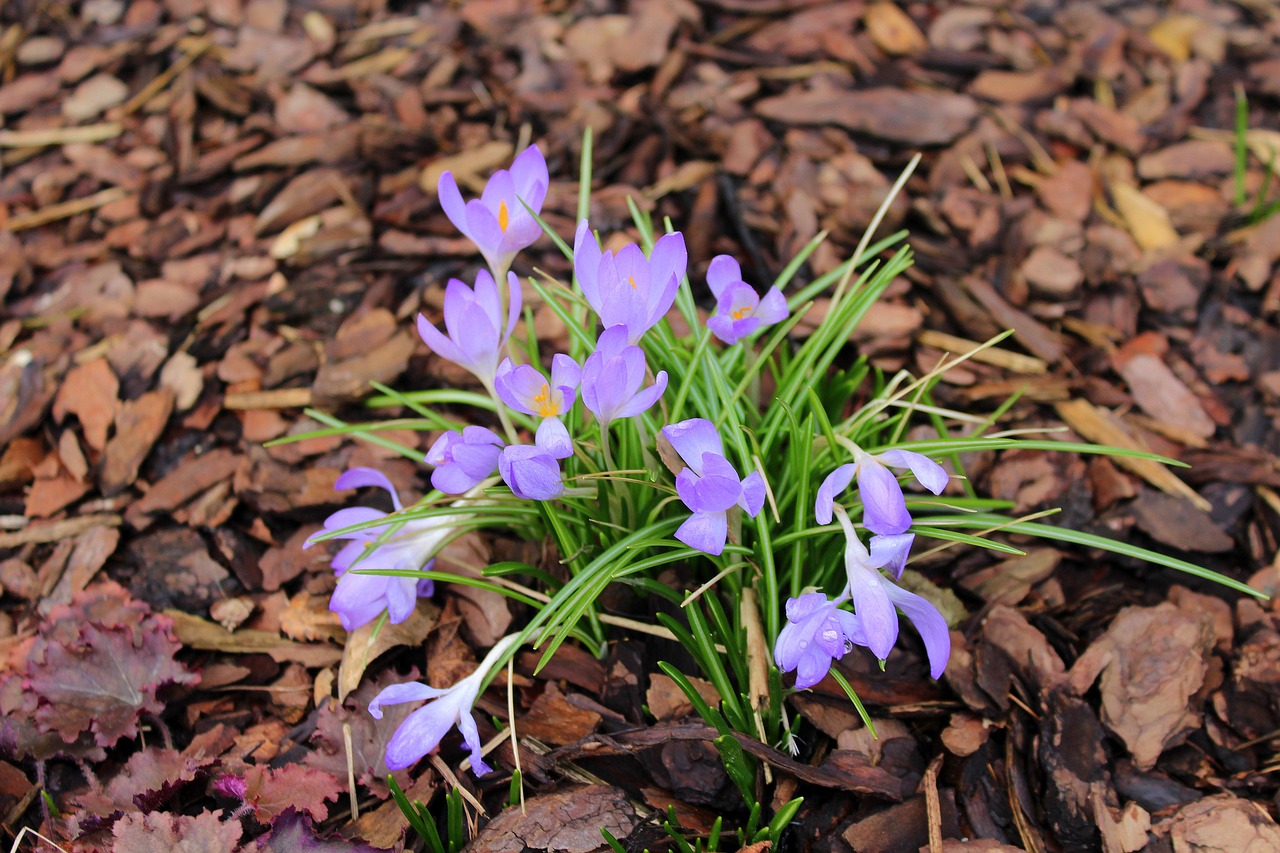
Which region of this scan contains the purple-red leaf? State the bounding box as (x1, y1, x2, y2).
(255, 808, 383, 852)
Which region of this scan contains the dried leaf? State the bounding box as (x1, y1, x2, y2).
(111, 810, 242, 853)
(468, 785, 640, 853)
(337, 602, 437, 700)
(254, 808, 382, 852)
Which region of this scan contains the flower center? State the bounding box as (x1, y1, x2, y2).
(628, 275, 637, 289)
(498, 200, 510, 232)
(532, 382, 558, 417)
(731, 306, 752, 320)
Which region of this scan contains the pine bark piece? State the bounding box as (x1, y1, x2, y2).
(756, 87, 978, 145)
(100, 389, 174, 496)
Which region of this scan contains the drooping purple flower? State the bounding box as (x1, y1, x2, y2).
(495, 354, 580, 458)
(832, 510, 950, 678)
(661, 417, 765, 556)
(581, 325, 668, 429)
(437, 145, 548, 278)
(305, 468, 443, 631)
(369, 635, 519, 774)
(498, 434, 568, 501)
(425, 426, 504, 494)
(416, 270, 521, 388)
(573, 220, 687, 344)
(816, 448, 949, 534)
(774, 593, 867, 689)
(705, 255, 789, 345)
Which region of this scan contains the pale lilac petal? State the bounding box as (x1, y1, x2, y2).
(425, 432, 458, 467)
(471, 269, 504, 334)
(330, 541, 367, 574)
(432, 464, 480, 495)
(706, 254, 742, 300)
(599, 251, 647, 333)
(675, 510, 728, 556)
(717, 281, 759, 316)
(383, 699, 458, 770)
(550, 354, 581, 390)
(319, 507, 387, 539)
(755, 287, 789, 325)
(857, 458, 911, 535)
(731, 316, 761, 340)
(368, 681, 451, 718)
(535, 417, 573, 460)
(455, 709, 491, 776)
(594, 324, 628, 360)
(661, 418, 724, 476)
(815, 464, 856, 525)
(478, 169, 516, 213)
(692, 454, 746, 513)
(504, 272, 522, 339)
(460, 425, 503, 448)
(647, 231, 687, 308)
(453, 301, 502, 376)
(739, 471, 766, 518)
(785, 592, 831, 623)
(510, 145, 548, 210)
(834, 609, 868, 648)
(844, 562, 898, 662)
(573, 220, 602, 310)
(436, 171, 470, 239)
(464, 199, 504, 260)
(334, 467, 402, 510)
(675, 468, 699, 508)
(499, 446, 563, 500)
(868, 533, 915, 580)
(452, 439, 502, 477)
(495, 362, 546, 414)
(330, 572, 392, 632)
(884, 584, 952, 679)
(417, 312, 467, 365)
(707, 315, 739, 344)
(612, 369, 666, 419)
(878, 449, 949, 495)
(385, 577, 419, 624)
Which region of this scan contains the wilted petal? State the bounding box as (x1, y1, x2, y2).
(878, 449, 949, 495)
(884, 584, 952, 679)
(675, 510, 728, 556)
(815, 464, 856, 525)
(856, 457, 912, 535)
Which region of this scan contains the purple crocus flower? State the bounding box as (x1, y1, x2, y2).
(705, 255, 789, 345)
(816, 448, 949, 535)
(498, 435, 568, 501)
(425, 426, 504, 494)
(774, 593, 867, 689)
(494, 354, 580, 458)
(581, 325, 668, 429)
(305, 468, 443, 631)
(416, 270, 521, 387)
(831, 509, 950, 678)
(573, 220, 687, 344)
(437, 145, 548, 278)
(369, 634, 519, 774)
(661, 417, 765, 556)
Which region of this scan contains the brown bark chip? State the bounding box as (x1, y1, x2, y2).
(53, 358, 119, 452)
(1163, 794, 1280, 853)
(756, 88, 978, 146)
(467, 785, 639, 853)
(1068, 603, 1215, 770)
(101, 389, 174, 495)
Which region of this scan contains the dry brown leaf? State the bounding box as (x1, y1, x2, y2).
(337, 602, 438, 700)
(864, 2, 926, 56)
(1110, 183, 1180, 250)
(166, 610, 343, 668)
(53, 358, 119, 452)
(101, 389, 174, 495)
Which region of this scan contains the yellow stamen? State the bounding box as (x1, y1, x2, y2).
(498, 200, 510, 232)
(628, 275, 636, 289)
(532, 383, 558, 417)
(732, 307, 751, 320)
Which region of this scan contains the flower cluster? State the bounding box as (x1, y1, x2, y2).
(311, 144, 952, 779)
(774, 448, 952, 688)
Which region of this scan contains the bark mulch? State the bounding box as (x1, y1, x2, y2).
(2, 0, 1280, 851)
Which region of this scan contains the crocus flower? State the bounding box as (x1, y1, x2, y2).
(832, 509, 950, 678)
(425, 426, 504, 494)
(306, 468, 444, 631)
(498, 438, 566, 501)
(573, 220, 687, 344)
(816, 447, 949, 535)
(416, 270, 521, 387)
(369, 634, 520, 774)
(661, 417, 765, 556)
(494, 354, 580, 458)
(774, 593, 867, 689)
(705, 255, 788, 345)
(437, 145, 548, 278)
(581, 325, 668, 429)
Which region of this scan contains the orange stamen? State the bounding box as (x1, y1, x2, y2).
(498, 200, 510, 232)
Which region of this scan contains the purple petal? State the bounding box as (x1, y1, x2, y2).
(647, 232, 687, 308)
(417, 312, 467, 365)
(739, 471, 766, 518)
(432, 464, 481, 495)
(573, 220, 602, 312)
(755, 286, 789, 325)
(878, 449, 949, 495)
(436, 171, 470, 239)
(330, 541, 367, 574)
(368, 681, 451, 718)
(383, 696, 460, 771)
(461, 425, 503, 447)
(706, 315, 739, 345)
(463, 199, 504, 260)
(478, 169, 515, 215)
(785, 592, 832, 622)
(452, 440, 503, 477)
(857, 458, 912, 535)
(471, 269, 504, 335)
(692, 454, 746, 513)
(499, 446, 564, 500)
(535, 417, 573, 459)
(675, 468, 699, 509)
(504, 272, 522, 339)
(334, 467, 403, 510)
(844, 560, 898, 662)
(884, 584, 952, 679)
(320, 507, 387, 539)
(495, 362, 547, 415)
(385, 577, 420, 624)
(815, 464, 856, 525)
(868, 533, 915, 580)
(510, 145, 548, 211)
(455, 708, 492, 776)
(835, 608, 868, 648)
(550, 354, 581, 390)
(613, 369, 667, 420)
(675, 510, 728, 556)
(593, 324, 629, 360)
(425, 432, 460, 467)
(706, 254, 742, 300)
(661, 418, 724, 476)
(330, 571, 392, 632)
